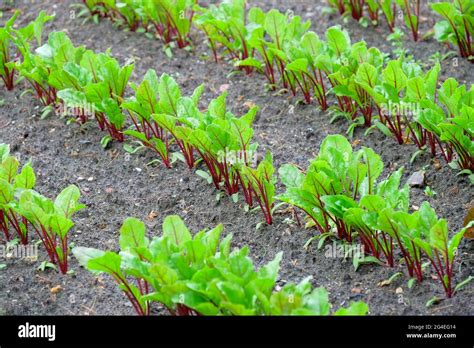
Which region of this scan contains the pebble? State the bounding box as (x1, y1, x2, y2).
(407, 171, 426, 187)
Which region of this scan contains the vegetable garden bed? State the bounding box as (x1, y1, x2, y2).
(0, 0, 472, 316)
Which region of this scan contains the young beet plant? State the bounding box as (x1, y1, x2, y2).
(413, 202, 472, 298)
(14, 31, 69, 107)
(327, 0, 380, 22)
(15, 185, 85, 274)
(278, 134, 386, 243)
(438, 105, 474, 171)
(82, 0, 142, 31)
(56, 41, 134, 141)
(236, 8, 311, 92)
(358, 58, 451, 160)
(328, 0, 346, 15)
(433, 1, 474, 63)
(379, 0, 396, 32)
(144, 0, 196, 48)
(327, 168, 410, 268)
(415, 78, 473, 170)
(396, 0, 421, 41)
(365, 199, 426, 281)
(82, 0, 196, 47)
(0, 11, 52, 91)
(259, 9, 311, 93)
(277, 134, 471, 296)
(187, 93, 259, 197)
(285, 32, 329, 108)
(239, 152, 276, 225)
(195, 0, 264, 73)
(325, 27, 384, 129)
(81, 51, 133, 141)
(0, 12, 21, 91)
(0, 144, 35, 244)
(73, 215, 369, 316)
(123, 71, 204, 169)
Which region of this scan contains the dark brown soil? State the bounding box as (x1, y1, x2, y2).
(0, 0, 472, 316)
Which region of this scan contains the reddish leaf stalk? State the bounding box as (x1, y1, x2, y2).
(0, 211, 10, 241)
(246, 170, 273, 225)
(95, 112, 124, 142)
(349, 0, 365, 20)
(30, 220, 70, 274)
(403, 0, 420, 41)
(4, 208, 29, 245)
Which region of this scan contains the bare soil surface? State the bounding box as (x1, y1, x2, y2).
(0, 0, 472, 315)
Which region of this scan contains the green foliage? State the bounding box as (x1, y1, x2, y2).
(0, 144, 36, 244)
(73, 215, 369, 315)
(412, 203, 473, 297)
(326, 0, 422, 41)
(194, 0, 264, 68)
(240, 151, 276, 224)
(278, 134, 389, 242)
(145, 0, 196, 47)
(123, 71, 204, 168)
(15, 28, 134, 141)
(15, 31, 83, 106)
(14, 185, 85, 274)
(432, 0, 474, 61)
(82, 0, 196, 47)
(278, 134, 470, 297)
(182, 92, 259, 196)
(0, 10, 53, 90)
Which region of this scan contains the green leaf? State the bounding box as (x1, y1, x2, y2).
(264, 10, 286, 47)
(326, 26, 350, 57)
(119, 217, 148, 250)
(159, 73, 181, 116)
(0, 144, 10, 162)
(321, 195, 358, 219)
(0, 179, 14, 205)
(0, 156, 19, 182)
(334, 301, 369, 315)
(49, 215, 74, 239)
(425, 296, 440, 307)
(54, 184, 84, 217)
(304, 287, 331, 315)
(72, 247, 105, 270)
(454, 276, 473, 293)
(87, 251, 122, 275)
(162, 215, 192, 247)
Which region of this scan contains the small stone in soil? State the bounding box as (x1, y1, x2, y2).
(50, 285, 63, 294)
(407, 171, 426, 187)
